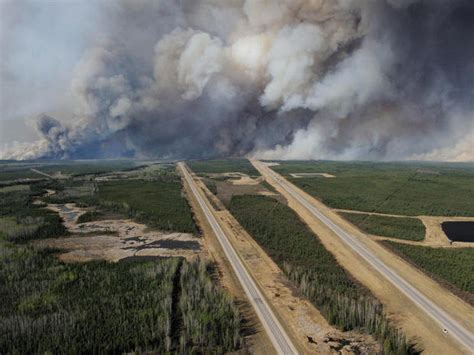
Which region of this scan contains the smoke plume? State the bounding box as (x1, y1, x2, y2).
(2, 0, 473, 161)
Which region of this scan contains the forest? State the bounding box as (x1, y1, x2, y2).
(0, 183, 67, 243)
(0, 244, 243, 353)
(383, 241, 474, 305)
(229, 194, 418, 354)
(0, 160, 139, 181)
(95, 178, 197, 234)
(0, 164, 244, 353)
(339, 213, 426, 241)
(272, 161, 474, 216)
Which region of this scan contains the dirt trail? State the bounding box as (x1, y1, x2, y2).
(254, 160, 474, 355)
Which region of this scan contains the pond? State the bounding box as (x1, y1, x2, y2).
(441, 222, 474, 242)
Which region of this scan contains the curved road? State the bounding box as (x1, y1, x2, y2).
(254, 160, 474, 352)
(179, 162, 298, 355)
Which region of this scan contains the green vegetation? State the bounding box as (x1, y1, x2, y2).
(0, 160, 138, 181)
(76, 210, 103, 224)
(0, 162, 244, 353)
(383, 241, 474, 302)
(203, 178, 218, 195)
(96, 178, 196, 234)
(0, 185, 67, 243)
(187, 159, 259, 176)
(229, 195, 417, 354)
(42, 169, 197, 234)
(0, 242, 243, 353)
(340, 213, 425, 241)
(260, 180, 277, 193)
(0, 184, 30, 193)
(273, 161, 474, 216)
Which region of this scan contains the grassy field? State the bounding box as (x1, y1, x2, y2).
(0, 243, 243, 353)
(187, 159, 259, 176)
(383, 241, 474, 304)
(272, 161, 474, 216)
(340, 213, 426, 241)
(229, 194, 416, 354)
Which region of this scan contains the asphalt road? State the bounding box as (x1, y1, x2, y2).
(254, 160, 474, 352)
(178, 162, 298, 355)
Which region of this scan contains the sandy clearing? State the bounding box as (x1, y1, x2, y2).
(38, 201, 202, 263)
(290, 173, 335, 178)
(254, 161, 474, 355)
(36, 232, 200, 263)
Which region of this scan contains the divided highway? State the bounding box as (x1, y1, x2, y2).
(253, 160, 474, 352)
(178, 162, 298, 355)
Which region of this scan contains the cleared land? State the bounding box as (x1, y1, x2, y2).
(340, 212, 426, 241)
(272, 161, 474, 216)
(229, 194, 415, 354)
(383, 241, 474, 304)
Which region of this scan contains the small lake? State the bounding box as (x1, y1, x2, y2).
(441, 222, 474, 242)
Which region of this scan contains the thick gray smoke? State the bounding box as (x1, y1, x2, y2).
(2, 0, 474, 161)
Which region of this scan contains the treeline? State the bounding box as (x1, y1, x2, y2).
(340, 213, 425, 241)
(43, 175, 197, 234)
(383, 241, 474, 304)
(0, 244, 244, 353)
(229, 195, 419, 354)
(95, 179, 197, 234)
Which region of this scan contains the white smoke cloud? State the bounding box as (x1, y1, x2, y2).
(178, 32, 224, 100)
(2, 0, 473, 162)
(260, 23, 325, 108)
(282, 39, 393, 115)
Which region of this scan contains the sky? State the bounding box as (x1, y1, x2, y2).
(1, 0, 473, 161)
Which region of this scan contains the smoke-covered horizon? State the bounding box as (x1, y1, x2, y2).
(1, 0, 473, 161)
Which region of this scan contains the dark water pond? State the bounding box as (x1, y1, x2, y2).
(155, 239, 200, 250)
(123, 239, 200, 251)
(441, 222, 474, 242)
